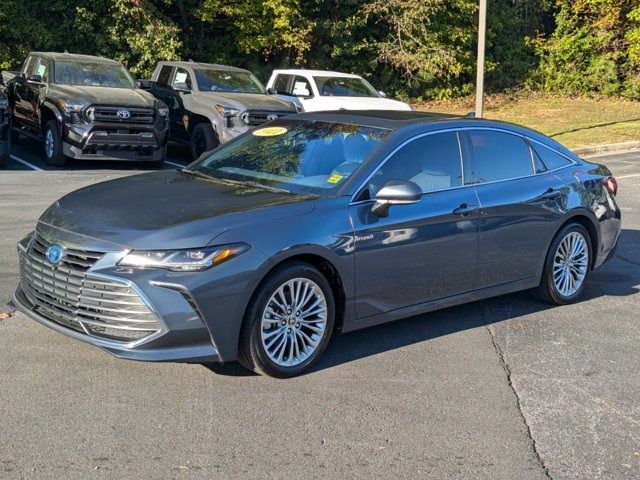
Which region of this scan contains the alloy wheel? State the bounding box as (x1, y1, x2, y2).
(553, 231, 588, 297)
(45, 128, 54, 159)
(260, 278, 328, 367)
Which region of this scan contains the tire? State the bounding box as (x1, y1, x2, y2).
(43, 120, 68, 166)
(0, 123, 11, 167)
(532, 223, 592, 305)
(190, 123, 218, 161)
(238, 262, 335, 378)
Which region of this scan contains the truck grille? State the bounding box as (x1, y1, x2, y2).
(89, 106, 155, 124)
(19, 233, 161, 343)
(241, 110, 289, 126)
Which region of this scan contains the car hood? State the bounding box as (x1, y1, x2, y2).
(39, 170, 316, 250)
(198, 91, 296, 112)
(305, 96, 411, 112)
(47, 85, 157, 108)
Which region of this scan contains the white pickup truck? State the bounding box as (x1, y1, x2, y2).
(266, 69, 412, 112)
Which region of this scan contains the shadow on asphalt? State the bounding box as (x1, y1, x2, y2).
(10, 141, 191, 171)
(205, 228, 639, 377)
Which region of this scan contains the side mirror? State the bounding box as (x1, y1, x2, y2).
(26, 74, 44, 84)
(378, 91, 387, 98)
(266, 87, 277, 95)
(371, 180, 422, 218)
(138, 79, 155, 90)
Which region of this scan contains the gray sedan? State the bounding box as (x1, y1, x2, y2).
(13, 111, 622, 377)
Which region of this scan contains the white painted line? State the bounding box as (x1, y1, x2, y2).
(10, 155, 43, 172)
(617, 173, 640, 180)
(165, 160, 187, 169)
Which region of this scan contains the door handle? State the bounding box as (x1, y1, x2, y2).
(453, 203, 478, 216)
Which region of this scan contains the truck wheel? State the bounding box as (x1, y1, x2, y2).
(0, 127, 10, 167)
(190, 123, 218, 161)
(43, 120, 68, 167)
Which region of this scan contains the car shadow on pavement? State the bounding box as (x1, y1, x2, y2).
(206, 228, 639, 377)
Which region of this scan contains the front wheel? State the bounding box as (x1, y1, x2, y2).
(0, 121, 11, 167)
(533, 223, 591, 305)
(43, 120, 68, 166)
(190, 123, 218, 161)
(238, 262, 335, 378)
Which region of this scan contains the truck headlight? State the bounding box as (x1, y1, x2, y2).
(158, 107, 169, 117)
(215, 104, 240, 117)
(118, 244, 249, 272)
(63, 101, 85, 124)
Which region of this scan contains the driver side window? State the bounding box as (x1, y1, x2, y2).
(171, 68, 192, 91)
(368, 132, 463, 197)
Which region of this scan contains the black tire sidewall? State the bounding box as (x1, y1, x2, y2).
(543, 224, 592, 304)
(0, 122, 10, 166)
(245, 263, 335, 378)
(190, 123, 217, 161)
(43, 120, 66, 166)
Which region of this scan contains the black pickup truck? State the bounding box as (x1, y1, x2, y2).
(2, 52, 169, 167)
(0, 92, 9, 166)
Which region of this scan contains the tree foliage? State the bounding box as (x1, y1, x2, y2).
(0, 0, 638, 99)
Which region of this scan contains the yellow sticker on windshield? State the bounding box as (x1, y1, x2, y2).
(327, 174, 344, 184)
(253, 126, 288, 137)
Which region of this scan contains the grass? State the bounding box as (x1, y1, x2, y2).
(415, 93, 640, 149)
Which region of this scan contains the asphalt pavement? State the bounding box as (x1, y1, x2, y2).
(0, 145, 638, 479)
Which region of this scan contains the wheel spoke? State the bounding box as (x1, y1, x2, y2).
(260, 277, 328, 367)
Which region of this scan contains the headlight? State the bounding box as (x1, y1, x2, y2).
(0, 97, 8, 109)
(118, 244, 249, 272)
(215, 104, 240, 117)
(158, 107, 169, 117)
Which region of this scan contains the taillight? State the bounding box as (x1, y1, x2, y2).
(604, 176, 618, 197)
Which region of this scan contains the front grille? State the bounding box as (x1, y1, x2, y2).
(89, 106, 155, 124)
(241, 110, 289, 126)
(19, 233, 161, 343)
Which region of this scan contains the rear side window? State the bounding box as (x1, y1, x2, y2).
(367, 132, 463, 195)
(531, 142, 573, 170)
(156, 66, 173, 86)
(464, 130, 534, 184)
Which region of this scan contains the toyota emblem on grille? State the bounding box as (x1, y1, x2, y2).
(267, 114, 279, 121)
(46, 245, 64, 265)
(116, 109, 131, 119)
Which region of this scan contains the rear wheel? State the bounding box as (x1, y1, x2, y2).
(190, 123, 218, 161)
(533, 223, 591, 305)
(43, 120, 68, 166)
(238, 262, 335, 378)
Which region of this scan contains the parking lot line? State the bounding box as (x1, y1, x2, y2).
(165, 160, 187, 169)
(10, 155, 43, 172)
(617, 173, 640, 179)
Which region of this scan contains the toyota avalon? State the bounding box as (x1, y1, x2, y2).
(14, 111, 621, 377)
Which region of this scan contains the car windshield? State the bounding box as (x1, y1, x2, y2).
(54, 61, 137, 88)
(195, 69, 265, 94)
(187, 121, 390, 195)
(314, 76, 379, 97)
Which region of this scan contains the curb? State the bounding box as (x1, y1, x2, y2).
(571, 141, 640, 157)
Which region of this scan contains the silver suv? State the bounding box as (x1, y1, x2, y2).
(146, 61, 298, 159)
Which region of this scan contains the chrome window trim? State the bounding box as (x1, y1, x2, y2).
(527, 137, 579, 171)
(350, 126, 579, 205)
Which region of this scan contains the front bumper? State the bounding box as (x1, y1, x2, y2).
(62, 116, 169, 161)
(14, 227, 270, 363)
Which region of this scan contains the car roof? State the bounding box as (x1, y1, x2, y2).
(30, 52, 121, 65)
(272, 69, 363, 79)
(288, 110, 470, 129)
(157, 61, 251, 74)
